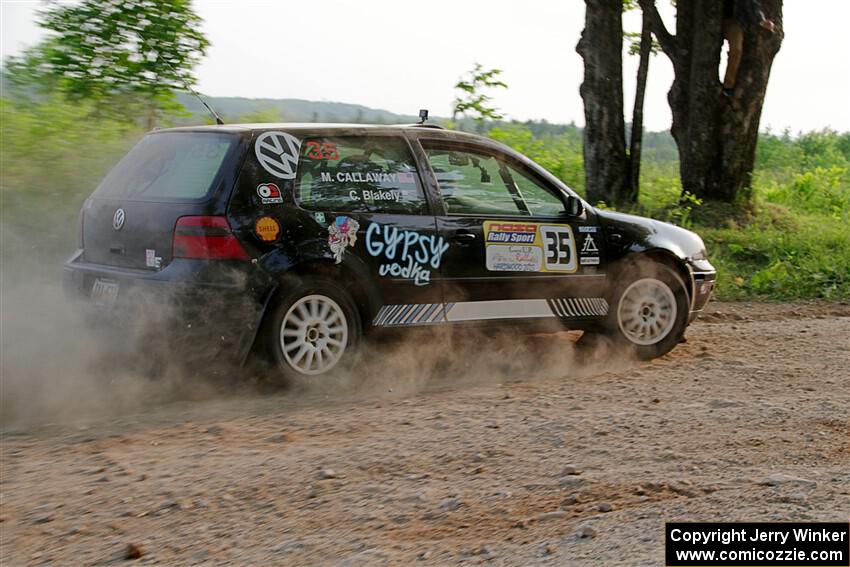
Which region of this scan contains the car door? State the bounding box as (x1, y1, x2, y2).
(414, 137, 609, 324)
(291, 133, 446, 327)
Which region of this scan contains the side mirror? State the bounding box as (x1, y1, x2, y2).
(565, 195, 584, 217)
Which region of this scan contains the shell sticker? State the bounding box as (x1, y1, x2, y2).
(255, 216, 281, 242)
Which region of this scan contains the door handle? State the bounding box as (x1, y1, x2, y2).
(451, 229, 476, 242)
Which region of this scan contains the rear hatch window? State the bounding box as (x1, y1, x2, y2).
(95, 131, 238, 201)
(83, 131, 241, 270)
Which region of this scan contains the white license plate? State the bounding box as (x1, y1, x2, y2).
(91, 278, 120, 308)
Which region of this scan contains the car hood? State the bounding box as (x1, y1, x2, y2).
(594, 208, 707, 260)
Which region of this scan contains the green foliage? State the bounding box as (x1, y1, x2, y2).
(489, 124, 585, 193)
(667, 191, 703, 228)
(487, 123, 850, 300)
(0, 96, 143, 272)
(4, 0, 208, 125)
(761, 167, 850, 220)
(623, 31, 660, 55)
(452, 63, 508, 123)
(703, 215, 850, 300)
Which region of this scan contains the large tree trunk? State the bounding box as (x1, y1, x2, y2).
(577, 0, 628, 205)
(627, 12, 653, 203)
(668, 0, 726, 200)
(717, 0, 784, 201)
(640, 0, 783, 203)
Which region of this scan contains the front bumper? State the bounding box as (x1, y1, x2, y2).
(63, 251, 275, 365)
(687, 258, 716, 322)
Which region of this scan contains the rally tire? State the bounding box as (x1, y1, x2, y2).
(588, 260, 690, 360)
(262, 278, 362, 384)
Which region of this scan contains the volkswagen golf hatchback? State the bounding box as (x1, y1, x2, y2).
(64, 123, 716, 380)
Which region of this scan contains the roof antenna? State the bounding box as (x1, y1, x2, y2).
(162, 60, 224, 125)
(418, 109, 429, 125)
(186, 83, 224, 125)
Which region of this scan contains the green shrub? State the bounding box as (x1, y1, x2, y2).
(1, 97, 143, 273)
(701, 211, 850, 299)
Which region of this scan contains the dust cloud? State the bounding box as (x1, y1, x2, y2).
(288, 321, 636, 402)
(0, 253, 256, 427)
(2, 277, 179, 425)
(1, 260, 634, 429)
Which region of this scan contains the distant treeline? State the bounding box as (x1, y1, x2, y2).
(175, 93, 682, 162)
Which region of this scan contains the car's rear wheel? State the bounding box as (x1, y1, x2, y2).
(263, 278, 361, 383)
(583, 260, 690, 360)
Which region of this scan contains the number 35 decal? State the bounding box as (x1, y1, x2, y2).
(305, 140, 339, 161)
(541, 225, 577, 272)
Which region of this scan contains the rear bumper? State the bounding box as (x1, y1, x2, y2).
(63, 251, 276, 364)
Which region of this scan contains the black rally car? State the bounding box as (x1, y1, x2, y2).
(64, 123, 715, 378)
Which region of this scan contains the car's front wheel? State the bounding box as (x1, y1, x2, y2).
(263, 278, 361, 382)
(584, 261, 690, 360)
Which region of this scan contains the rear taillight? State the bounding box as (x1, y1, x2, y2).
(173, 216, 250, 261)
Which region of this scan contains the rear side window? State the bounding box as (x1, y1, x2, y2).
(296, 136, 426, 214)
(96, 132, 237, 200)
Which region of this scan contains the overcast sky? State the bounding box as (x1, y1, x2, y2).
(2, 0, 848, 132)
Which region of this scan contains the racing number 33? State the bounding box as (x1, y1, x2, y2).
(541, 225, 576, 271)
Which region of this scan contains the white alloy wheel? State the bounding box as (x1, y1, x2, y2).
(617, 278, 678, 346)
(280, 294, 348, 375)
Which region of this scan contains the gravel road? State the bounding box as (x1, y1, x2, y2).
(1, 301, 849, 566)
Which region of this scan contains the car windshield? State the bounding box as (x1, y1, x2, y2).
(95, 132, 238, 200)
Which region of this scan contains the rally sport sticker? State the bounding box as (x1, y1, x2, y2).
(484, 221, 577, 273)
(254, 131, 301, 179)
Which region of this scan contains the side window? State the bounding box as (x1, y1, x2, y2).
(296, 137, 426, 214)
(424, 146, 565, 217)
(509, 166, 565, 217)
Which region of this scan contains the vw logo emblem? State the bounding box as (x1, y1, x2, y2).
(112, 208, 125, 231)
(254, 131, 301, 179)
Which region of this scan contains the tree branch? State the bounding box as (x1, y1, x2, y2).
(638, 0, 677, 61)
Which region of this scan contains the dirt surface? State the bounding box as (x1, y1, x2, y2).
(1, 301, 849, 566)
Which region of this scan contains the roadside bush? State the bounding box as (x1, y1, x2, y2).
(0, 97, 143, 274)
(760, 166, 849, 220)
(702, 216, 850, 300)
